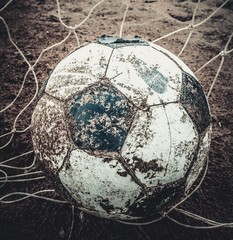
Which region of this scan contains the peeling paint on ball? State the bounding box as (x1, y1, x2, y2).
(31, 36, 212, 223)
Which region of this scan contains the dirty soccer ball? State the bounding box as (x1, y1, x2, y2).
(31, 36, 212, 223)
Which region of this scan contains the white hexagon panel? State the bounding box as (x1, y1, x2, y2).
(121, 103, 199, 188)
(45, 43, 113, 101)
(59, 149, 142, 220)
(105, 39, 182, 108)
(31, 95, 71, 172)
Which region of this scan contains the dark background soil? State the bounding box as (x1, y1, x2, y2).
(0, 0, 233, 239)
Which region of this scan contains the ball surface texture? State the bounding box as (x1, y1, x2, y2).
(31, 36, 212, 222)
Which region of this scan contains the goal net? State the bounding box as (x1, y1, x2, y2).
(0, 0, 233, 239)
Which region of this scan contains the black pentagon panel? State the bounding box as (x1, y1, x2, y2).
(97, 35, 149, 48)
(127, 178, 185, 218)
(67, 82, 135, 152)
(181, 72, 211, 134)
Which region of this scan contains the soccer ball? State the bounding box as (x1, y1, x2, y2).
(31, 36, 212, 223)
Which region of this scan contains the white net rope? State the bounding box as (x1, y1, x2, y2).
(0, 0, 233, 233)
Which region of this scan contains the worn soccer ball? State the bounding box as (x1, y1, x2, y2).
(31, 36, 211, 223)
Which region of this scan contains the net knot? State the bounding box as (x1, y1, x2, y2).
(68, 25, 77, 31)
(188, 24, 194, 31)
(219, 50, 227, 57)
(28, 66, 34, 72)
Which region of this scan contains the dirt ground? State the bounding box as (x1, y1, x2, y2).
(0, 0, 233, 239)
